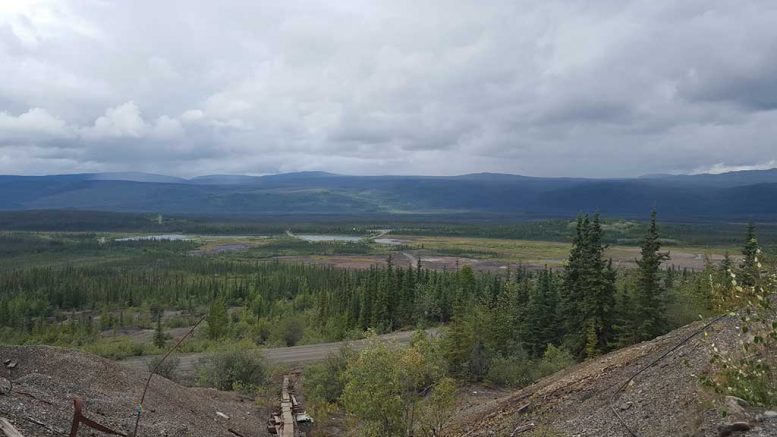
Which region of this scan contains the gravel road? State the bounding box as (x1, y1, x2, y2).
(121, 328, 437, 380)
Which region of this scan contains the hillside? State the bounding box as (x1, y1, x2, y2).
(2, 170, 777, 218)
(0, 345, 269, 437)
(446, 312, 777, 436)
(1, 313, 775, 436)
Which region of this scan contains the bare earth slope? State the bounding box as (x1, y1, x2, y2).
(0, 345, 267, 437)
(447, 313, 777, 437)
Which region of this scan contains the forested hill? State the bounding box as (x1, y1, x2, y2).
(2, 169, 777, 219)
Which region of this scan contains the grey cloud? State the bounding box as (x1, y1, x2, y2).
(1, 0, 776, 177)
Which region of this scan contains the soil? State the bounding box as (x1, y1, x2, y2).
(0, 345, 270, 437)
(273, 254, 515, 272)
(195, 244, 251, 255)
(273, 248, 721, 273)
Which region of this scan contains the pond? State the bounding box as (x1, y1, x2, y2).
(295, 234, 363, 242)
(115, 234, 192, 242)
(374, 238, 403, 245)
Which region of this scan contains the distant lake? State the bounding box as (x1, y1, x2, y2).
(115, 234, 192, 242)
(296, 234, 362, 242)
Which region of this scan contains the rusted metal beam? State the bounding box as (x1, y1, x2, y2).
(69, 397, 126, 437)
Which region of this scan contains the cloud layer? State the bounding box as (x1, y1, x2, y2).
(1, 0, 777, 177)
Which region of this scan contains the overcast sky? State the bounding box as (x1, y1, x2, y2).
(1, 1, 776, 178)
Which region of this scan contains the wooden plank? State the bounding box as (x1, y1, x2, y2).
(0, 418, 24, 437)
(280, 377, 294, 437)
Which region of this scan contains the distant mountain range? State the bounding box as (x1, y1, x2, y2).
(2, 169, 777, 219)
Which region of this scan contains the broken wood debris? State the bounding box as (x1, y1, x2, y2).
(267, 376, 313, 437)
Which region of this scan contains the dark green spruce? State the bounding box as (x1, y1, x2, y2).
(633, 210, 670, 342)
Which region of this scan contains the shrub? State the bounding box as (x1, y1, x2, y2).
(164, 314, 196, 329)
(485, 355, 534, 387)
(146, 355, 180, 380)
(306, 345, 355, 404)
(279, 317, 305, 346)
(197, 342, 268, 393)
(704, 236, 777, 407)
(248, 317, 272, 344)
(82, 337, 146, 359)
(485, 345, 574, 388)
(534, 344, 575, 378)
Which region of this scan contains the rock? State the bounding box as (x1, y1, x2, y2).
(0, 377, 10, 395)
(216, 411, 229, 420)
(726, 396, 750, 407)
(727, 396, 749, 407)
(718, 422, 752, 436)
(725, 396, 748, 415)
(764, 411, 777, 418)
(511, 423, 535, 434)
(5, 361, 17, 369)
(619, 402, 633, 411)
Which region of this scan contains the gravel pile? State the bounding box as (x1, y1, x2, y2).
(0, 345, 268, 436)
(448, 312, 777, 436)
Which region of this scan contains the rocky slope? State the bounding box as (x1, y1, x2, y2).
(446, 312, 777, 436)
(0, 345, 268, 436)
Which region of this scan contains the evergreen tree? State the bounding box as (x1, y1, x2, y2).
(489, 280, 519, 357)
(457, 265, 476, 303)
(0, 300, 9, 327)
(720, 252, 733, 276)
(469, 340, 488, 382)
(442, 305, 476, 378)
(560, 216, 587, 353)
(153, 313, 166, 349)
(523, 268, 559, 358)
(561, 214, 617, 359)
(613, 284, 638, 347)
(207, 297, 229, 339)
(633, 210, 670, 341)
(740, 221, 760, 287)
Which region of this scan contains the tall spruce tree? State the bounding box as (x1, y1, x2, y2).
(613, 283, 638, 347)
(633, 210, 670, 341)
(582, 216, 616, 357)
(524, 268, 559, 358)
(560, 215, 587, 351)
(561, 214, 617, 359)
(490, 280, 519, 357)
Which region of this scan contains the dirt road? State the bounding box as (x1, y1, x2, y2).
(121, 328, 436, 380)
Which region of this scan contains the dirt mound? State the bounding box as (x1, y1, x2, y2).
(446, 313, 777, 436)
(0, 345, 268, 436)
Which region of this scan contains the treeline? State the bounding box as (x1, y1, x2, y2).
(0, 252, 494, 346)
(2, 210, 775, 247)
(438, 212, 757, 385)
(1, 213, 759, 377)
(301, 213, 767, 435)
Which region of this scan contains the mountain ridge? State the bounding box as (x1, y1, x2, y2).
(2, 169, 777, 219)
